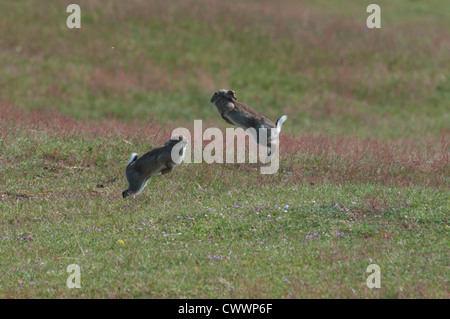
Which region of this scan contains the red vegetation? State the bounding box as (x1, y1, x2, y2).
(0, 103, 171, 142)
(1, 103, 448, 189)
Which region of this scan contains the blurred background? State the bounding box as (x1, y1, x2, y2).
(1, 0, 449, 141)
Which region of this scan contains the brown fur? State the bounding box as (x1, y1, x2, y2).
(122, 135, 187, 198)
(210, 89, 287, 159)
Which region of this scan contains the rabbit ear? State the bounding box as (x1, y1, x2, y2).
(227, 90, 237, 99)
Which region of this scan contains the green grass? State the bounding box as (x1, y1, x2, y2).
(0, 0, 449, 298)
(0, 120, 448, 298)
(1, 0, 449, 140)
(1, 155, 448, 298)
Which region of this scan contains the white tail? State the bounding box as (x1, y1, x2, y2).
(273, 115, 287, 138)
(127, 153, 138, 166)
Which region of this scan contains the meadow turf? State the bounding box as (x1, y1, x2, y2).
(0, 0, 449, 298)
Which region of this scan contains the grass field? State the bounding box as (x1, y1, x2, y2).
(0, 0, 448, 298)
